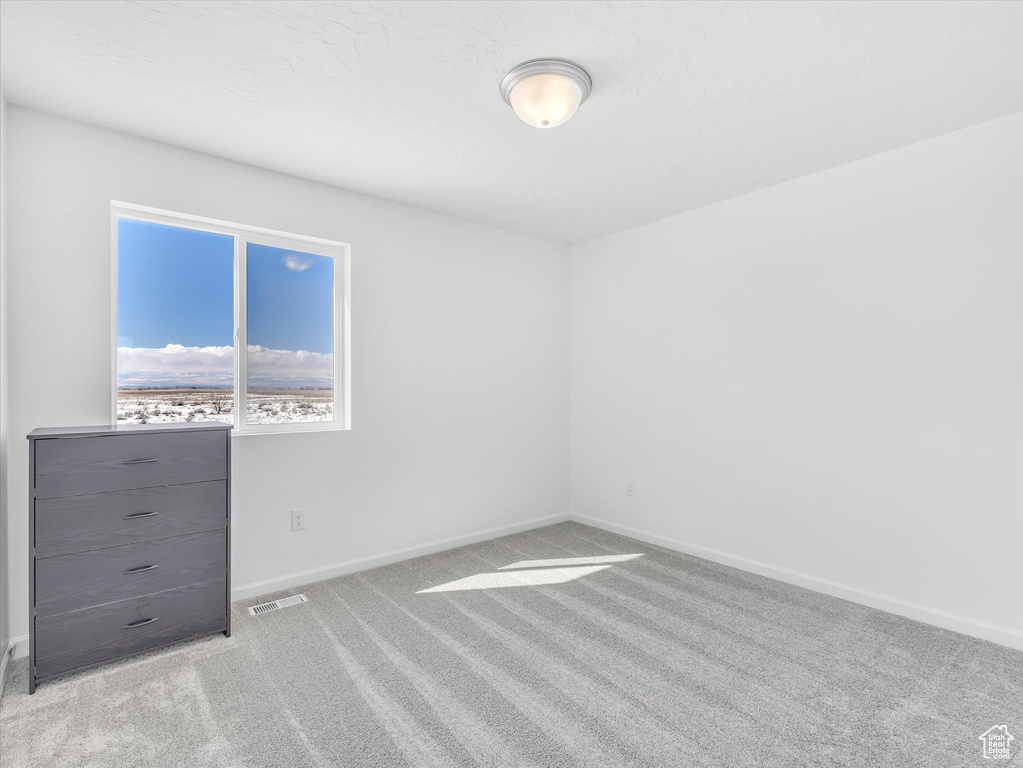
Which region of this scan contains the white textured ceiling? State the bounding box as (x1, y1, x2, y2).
(2, 1, 1021, 244)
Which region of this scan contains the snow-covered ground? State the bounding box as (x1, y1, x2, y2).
(117, 388, 333, 425)
(246, 388, 333, 424)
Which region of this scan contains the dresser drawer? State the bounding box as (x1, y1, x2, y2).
(34, 430, 227, 499)
(35, 481, 227, 558)
(35, 579, 227, 679)
(35, 529, 227, 618)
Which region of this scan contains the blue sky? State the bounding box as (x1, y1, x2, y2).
(117, 218, 334, 388)
(117, 218, 234, 348)
(246, 242, 333, 354)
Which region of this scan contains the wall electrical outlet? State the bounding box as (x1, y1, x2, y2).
(626, 480, 635, 497)
(291, 509, 306, 531)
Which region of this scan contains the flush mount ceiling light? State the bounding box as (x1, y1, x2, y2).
(500, 58, 592, 129)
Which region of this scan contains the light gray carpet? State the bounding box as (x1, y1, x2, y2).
(1, 521, 1020, 767)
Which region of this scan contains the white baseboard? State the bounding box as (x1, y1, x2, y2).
(231, 512, 571, 603)
(0, 638, 13, 689)
(570, 512, 1023, 652)
(8, 635, 28, 660)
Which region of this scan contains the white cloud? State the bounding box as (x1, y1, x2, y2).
(246, 345, 333, 387)
(282, 253, 314, 271)
(117, 344, 332, 388)
(118, 344, 232, 387)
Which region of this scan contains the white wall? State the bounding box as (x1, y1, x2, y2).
(4, 105, 1019, 653)
(4, 107, 570, 643)
(570, 113, 1023, 648)
(0, 93, 10, 672)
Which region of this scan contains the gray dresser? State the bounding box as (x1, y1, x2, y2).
(27, 422, 231, 693)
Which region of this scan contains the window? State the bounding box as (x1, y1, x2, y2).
(113, 202, 350, 433)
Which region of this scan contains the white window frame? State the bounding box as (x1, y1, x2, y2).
(110, 201, 351, 435)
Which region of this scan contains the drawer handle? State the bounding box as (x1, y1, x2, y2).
(123, 458, 159, 465)
(124, 511, 159, 520)
(124, 564, 159, 574)
(123, 617, 159, 629)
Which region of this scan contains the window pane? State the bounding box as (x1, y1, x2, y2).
(246, 243, 334, 424)
(117, 218, 234, 424)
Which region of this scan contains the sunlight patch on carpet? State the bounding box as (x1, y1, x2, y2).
(498, 554, 644, 570)
(417, 565, 614, 593)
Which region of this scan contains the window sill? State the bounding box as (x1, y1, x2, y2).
(232, 426, 349, 437)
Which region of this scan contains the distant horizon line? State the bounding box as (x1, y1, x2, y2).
(117, 386, 333, 391)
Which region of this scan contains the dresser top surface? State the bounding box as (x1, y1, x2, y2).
(28, 422, 233, 440)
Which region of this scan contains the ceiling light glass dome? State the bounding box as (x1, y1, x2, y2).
(500, 59, 592, 129)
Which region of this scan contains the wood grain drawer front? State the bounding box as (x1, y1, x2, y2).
(35, 481, 227, 558)
(34, 430, 228, 499)
(34, 579, 226, 679)
(35, 529, 227, 618)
